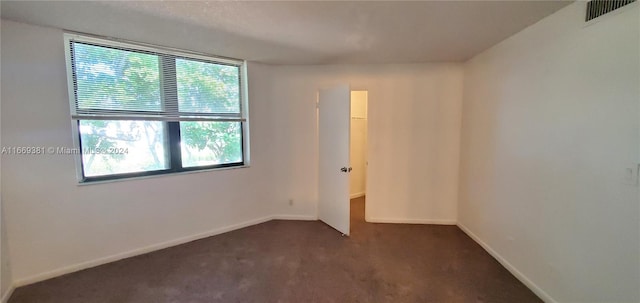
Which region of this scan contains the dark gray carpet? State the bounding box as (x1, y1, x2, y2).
(9, 197, 541, 302)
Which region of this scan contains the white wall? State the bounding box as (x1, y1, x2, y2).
(268, 64, 463, 224)
(0, 20, 278, 285)
(0, 44, 14, 300)
(459, 2, 640, 303)
(349, 91, 367, 198)
(0, 210, 11, 302)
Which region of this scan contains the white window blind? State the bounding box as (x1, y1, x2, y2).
(67, 36, 245, 122)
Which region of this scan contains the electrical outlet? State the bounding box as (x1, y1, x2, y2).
(624, 165, 638, 186)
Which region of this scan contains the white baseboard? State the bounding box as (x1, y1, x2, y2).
(10, 213, 463, 293)
(366, 217, 456, 225)
(272, 214, 318, 221)
(14, 215, 278, 287)
(350, 192, 365, 199)
(457, 223, 557, 303)
(13, 214, 321, 288)
(1, 285, 14, 303)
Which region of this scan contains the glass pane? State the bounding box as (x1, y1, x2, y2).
(180, 121, 242, 168)
(79, 120, 168, 177)
(73, 43, 162, 111)
(176, 58, 240, 114)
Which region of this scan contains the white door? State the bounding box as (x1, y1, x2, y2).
(318, 85, 351, 235)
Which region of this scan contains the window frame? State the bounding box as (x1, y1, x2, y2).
(63, 33, 250, 183)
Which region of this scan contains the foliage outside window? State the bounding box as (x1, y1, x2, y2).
(65, 34, 247, 182)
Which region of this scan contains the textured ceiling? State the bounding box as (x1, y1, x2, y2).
(0, 1, 572, 64)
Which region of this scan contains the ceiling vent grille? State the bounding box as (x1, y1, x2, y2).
(586, 0, 636, 21)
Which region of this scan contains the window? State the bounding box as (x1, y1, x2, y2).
(64, 34, 248, 182)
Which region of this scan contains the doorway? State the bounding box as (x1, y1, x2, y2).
(349, 91, 368, 228)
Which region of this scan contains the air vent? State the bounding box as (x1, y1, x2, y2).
(586, 0, 636, 21)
